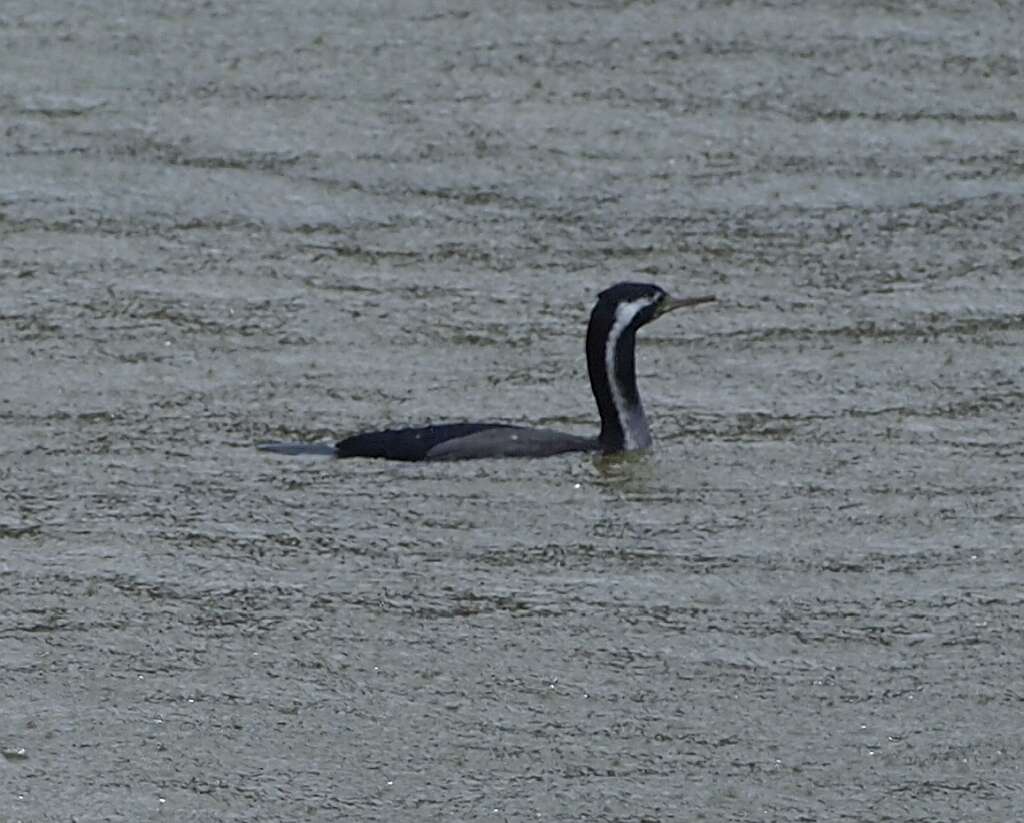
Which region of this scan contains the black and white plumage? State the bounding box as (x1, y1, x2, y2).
(258, 283, 714, 461)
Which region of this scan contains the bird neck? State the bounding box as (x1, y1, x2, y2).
(586, 307, 653, 453)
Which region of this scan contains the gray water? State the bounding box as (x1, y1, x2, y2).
(3, 1, 1024, 820)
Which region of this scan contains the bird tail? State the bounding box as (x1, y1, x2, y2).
(256, 442, 337, 457)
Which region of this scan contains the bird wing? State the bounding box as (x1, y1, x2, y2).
(425, 426, 597, 460)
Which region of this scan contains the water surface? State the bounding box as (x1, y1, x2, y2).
(3, 1, 1023, 820)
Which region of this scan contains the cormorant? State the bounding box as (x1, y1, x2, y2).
(258, 282, 714, 460)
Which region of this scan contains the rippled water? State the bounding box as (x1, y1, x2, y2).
(3, 1, 1024, 820)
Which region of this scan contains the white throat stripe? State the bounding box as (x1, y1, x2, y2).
(604, 297, 656, 450)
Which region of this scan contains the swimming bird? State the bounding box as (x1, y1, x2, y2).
(258, 282, 714, 461)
